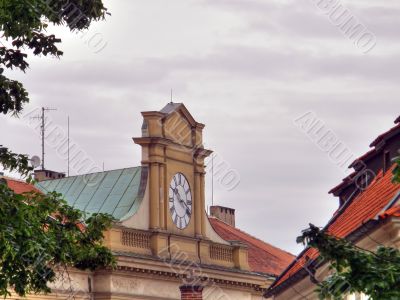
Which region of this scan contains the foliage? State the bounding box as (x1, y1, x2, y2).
(0, 146, 32, 177)
(298, 224, 400, 300)
(0, 182, 115, 297)
(0, 147, 116, 297)
(294, 151, 400, 299)
(0, 0, 108, 116)
(0, 0, 115, 297)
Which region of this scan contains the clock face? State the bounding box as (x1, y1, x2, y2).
(169, 173, 192, 229)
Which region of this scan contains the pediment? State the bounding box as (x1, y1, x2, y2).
(160, 102, 197, 127)
(163, 107, 193, 147)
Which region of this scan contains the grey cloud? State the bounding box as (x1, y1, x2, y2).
(1, 0, 399, 254)
(14, 43, 400, 102)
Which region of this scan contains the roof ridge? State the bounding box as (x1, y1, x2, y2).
(209, 216, 295, 258)
(38, 166, 141, 182)
(370, 122, 400, 147)
(0, 176, 27, 183)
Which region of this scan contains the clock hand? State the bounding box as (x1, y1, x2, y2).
(180, 199, 191, 214)
(177, 195, 186, 210)
(173, 188, 185, 208)
(173, 188, 181, 200)
(173, 188, 191, 213)
(173, 188, 181, 201)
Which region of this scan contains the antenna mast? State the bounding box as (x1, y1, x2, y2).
(211, 153, 214, 206)
(32, 107, 57, 170)
(67, 116, 70, 177)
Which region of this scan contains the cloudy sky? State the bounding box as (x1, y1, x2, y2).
(1, 0, 399, 254)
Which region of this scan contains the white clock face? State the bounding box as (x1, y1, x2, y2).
(169, 173, 192, 229)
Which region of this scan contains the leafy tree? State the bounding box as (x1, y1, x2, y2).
(0, 0, 107, 114)
(296, 158, 400, 300)
(0, 182, 115, 297)
(0, 0, 108, 115)
(0, 0, 115, 297)
(298, 224, 400, 300)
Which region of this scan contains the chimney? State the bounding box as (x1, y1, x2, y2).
(210, 205, 235, 227)
(34, 169, 66, 182)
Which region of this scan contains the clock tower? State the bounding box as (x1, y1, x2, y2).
(33, 102, 291, 300)
(133, 103, 212, 242)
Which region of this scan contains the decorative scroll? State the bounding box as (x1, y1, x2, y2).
(121, 230, 151, 249)
(210, 244, 234, 262)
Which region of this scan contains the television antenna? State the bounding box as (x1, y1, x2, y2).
(31, 107, 57, 170)
(30, 156, 41, 169)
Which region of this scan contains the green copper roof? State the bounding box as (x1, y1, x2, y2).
(35, 167, 148, 220)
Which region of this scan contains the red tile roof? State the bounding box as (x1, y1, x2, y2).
(271, 166, 400, 290)
(327, 168, 399, 237)
(209, 217, 295, 276)
(3, 177, 40, 194)
(3, 177, 87, 231)
(379, 205, 400, 219)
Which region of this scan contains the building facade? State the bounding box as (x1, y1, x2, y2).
(266, 116, 400, 300)
(23, 103, 294, 300)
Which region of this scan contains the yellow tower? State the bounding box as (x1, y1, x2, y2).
(133, 103, 214, 258)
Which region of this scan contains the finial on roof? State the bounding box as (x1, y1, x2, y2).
(395, 115, 400, 124)
(170, 89, 173, 104)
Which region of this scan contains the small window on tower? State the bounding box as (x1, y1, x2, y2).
(383, 151, 391, 173)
